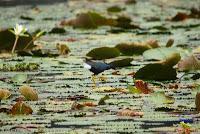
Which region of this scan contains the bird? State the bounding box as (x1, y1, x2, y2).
(83, 59, 115, 87)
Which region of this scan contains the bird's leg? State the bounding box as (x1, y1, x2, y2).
(91, 75, 97, 88)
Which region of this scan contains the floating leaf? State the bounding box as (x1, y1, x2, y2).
(171, 12, 189, 21)
(49, 27, 66, 34)
(166, 38, 174, 47)
(117, 109, 143, 117)
(19, 85, 38, 101)
(178, 53, 200, 71)
(148, 92, 175, 105)
(11, 74, 27, 83)
(107, 6, 123, 13)
(11, 101, 33, 115)
(61, 11, 116, 29)
(114, 16, 139, 29)
(0, 29, 34, 52)
(56, 43, 70, 55)
(86, 47, 120, 60)
(115, 39, 159, 55)
(134, 63, 177, 81)
(109, 58, 133, 68)
(143, 47, 181, 61)
(195, 92, 200, 112)
(134, 80, 152, 94)
(0, 89, 11, 100)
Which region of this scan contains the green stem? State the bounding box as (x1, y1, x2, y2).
(11, 36, 19, 54)
(23, 36, 37, 50)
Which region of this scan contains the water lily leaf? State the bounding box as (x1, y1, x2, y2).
(49, 27, 66, 34)
(178, 53, 200, 71)
(109, 58, 133, 68)
(134, 63, 177, 81)
(115, 39, 159, 55)
(86, 47, 120, 60)
(61, 11, 116, 29)
(0, 29, 34, 52)
(117, 109, 144, 117)
(143, 47, 182, 61)
(166, 38, 174, 47)
(195, 92, 200, 112)
(114, 16, 140, 29)
(0, 89, 11, 100)
(19, 85, 38, 101)
(148, 92, 175, 105)
(11, 74, 28, 83)
(107, 6, 123, 13)
(11, 101, 33, 115)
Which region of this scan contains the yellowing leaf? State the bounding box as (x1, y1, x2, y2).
(11, 101, 33, 115)
(117, 109, 144, 117)
(19, 85, 38, 101)
(0, 89, 11, 100)
(148, 92, 175, 105)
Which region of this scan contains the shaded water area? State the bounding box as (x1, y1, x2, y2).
(0, 0, 200, 133)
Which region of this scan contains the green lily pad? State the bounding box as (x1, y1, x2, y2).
(109, 58, 133, 68)
(86, 47, 120, 60)
(11, 74, 28, 83)
(143, 47, 183, 61)
(134, 63, 177, 81)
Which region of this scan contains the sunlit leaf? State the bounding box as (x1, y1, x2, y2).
(93, 86, 127, 93)
(148, 92, 175, 105)
(134, 80, 152, 94)
(117, 109, 144, 117)
(56, 43, 70, 55)
(0, 89, 11, 100)
(19, 85, 38, 101)
(11, 74, 27, 83)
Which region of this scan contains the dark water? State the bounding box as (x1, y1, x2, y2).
(0, 0, 67, 6)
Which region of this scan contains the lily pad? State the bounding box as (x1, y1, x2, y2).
(143, 47, 182, 61)
(86, 47, 120, 60)
(109, 58, 133, 68)
(11, 74, 28, 83)
(134, 63, 177, 81)
(115, 40, 159, 55)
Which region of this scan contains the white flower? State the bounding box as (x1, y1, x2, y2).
(10, 23, 28, 36)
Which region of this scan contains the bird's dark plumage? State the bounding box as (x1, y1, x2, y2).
(84, 59, 114, 75)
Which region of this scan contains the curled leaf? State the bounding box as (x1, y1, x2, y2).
(115, 39, 159, 55)
(93, 86, 127, 93)
(171, 12, 189, 21)
(178, 53, 200, 71)
(86, 47, 120, 60)
(117, 109, 144, 117)
(0, 89, 11, 100)
(134, 80, 152, 94)
(166, 38, 174, 47)
(11, 101, 33, 115)
(19, 85, 38, 101)
(98, 95, 110, 105)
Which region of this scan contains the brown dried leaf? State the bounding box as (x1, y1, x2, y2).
(11, 101, 33, 115)
(134, 80, 152, 94)
(19, 85, 38, 101)
(56, 43, 70, 55)
(117, 109, 144, 117)
(195, 92, 200, 112)
(171, 12, 189, 21)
